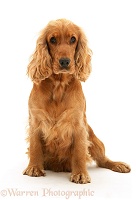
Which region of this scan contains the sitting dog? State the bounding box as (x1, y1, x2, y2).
(23, 19, 131, 183)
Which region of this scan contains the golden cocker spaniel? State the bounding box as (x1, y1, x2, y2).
(23, 19, 131, 184)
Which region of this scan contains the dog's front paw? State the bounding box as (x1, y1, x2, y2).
(111, 162, 131, 173)
(23, 166, 46, 177)
(70, 172, 91, 184)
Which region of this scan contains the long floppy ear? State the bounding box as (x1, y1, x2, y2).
(75, 28, 92, 82)
(27, 29, 52, 84)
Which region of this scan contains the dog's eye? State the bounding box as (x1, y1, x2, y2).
(70, 36, 76, 44)
(50, 37, 57, 44)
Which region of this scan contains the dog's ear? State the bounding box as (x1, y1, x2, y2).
(75, 28, 92, 82)
(27, 29, 52, 84)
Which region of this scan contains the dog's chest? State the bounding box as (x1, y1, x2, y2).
(41, 115, 73, 158)
(51, 79, 67, 102)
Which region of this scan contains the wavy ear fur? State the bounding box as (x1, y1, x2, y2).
(27, 29, 52, 84)
(75, 28, 92, 82)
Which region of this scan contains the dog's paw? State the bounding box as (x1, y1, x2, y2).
(111, 162, 131, 173)
(23, 166, 46, 177)
(70, 172, 91, 184)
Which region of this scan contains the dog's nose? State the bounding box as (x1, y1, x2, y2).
(59, 58, 70, 69)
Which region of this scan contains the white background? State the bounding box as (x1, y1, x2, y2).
(0, 0, 135, 199)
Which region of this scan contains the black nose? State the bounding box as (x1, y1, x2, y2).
(59, 58, 70, 69)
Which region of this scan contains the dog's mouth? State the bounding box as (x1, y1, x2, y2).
(60, 69, 70, 73)
(54, 68, 71, 74)
(59, 64, 70, 72)
(53, 62, 75, 75)
(53, 65, 75, 75)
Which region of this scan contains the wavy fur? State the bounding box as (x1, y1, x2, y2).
(23, 19, 130, 184)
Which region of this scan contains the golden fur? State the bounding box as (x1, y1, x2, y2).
(23, 19, 131, 183)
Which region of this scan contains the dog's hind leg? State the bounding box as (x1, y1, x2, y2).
(88, 125, 131, 173)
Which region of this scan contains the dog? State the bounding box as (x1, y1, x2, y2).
(23, 19, 131, 184)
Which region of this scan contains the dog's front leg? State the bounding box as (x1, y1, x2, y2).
(23, 129, 45, 177)
(70, 128, 91, 184)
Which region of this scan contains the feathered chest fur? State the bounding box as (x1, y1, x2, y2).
(29, 75, 87, 158)
(29, 77, 81, 157)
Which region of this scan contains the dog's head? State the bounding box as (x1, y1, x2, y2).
(27, 19, 92, 84)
